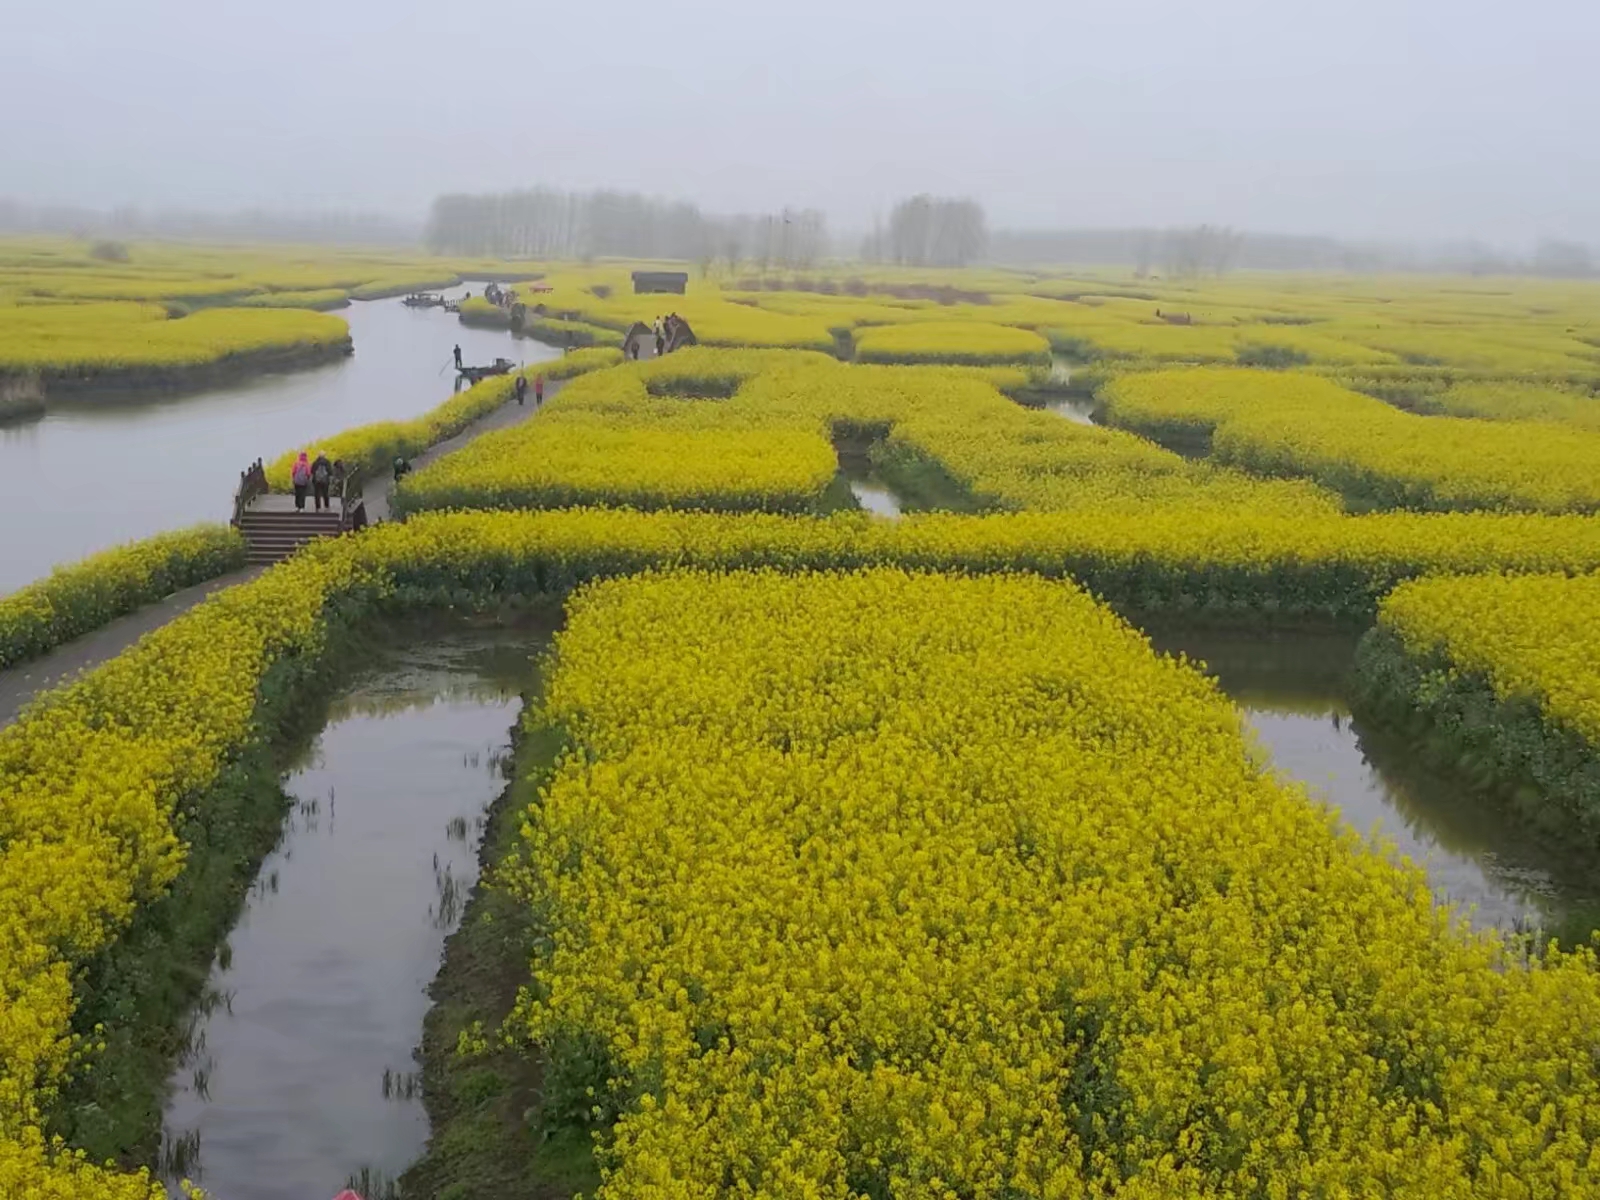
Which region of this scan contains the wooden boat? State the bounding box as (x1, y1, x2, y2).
(402, 293, 447, 308)
(456, 357, 516, 382)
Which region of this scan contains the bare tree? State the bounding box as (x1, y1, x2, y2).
(1160, 225, 1243, 278)
(885, 195, 988, 266)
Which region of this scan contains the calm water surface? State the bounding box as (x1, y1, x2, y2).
(1, 290, 558, 593)
(160, 627, 547, 1200)
(834, 448, 904, 518)
(1150, 625, 1600, 938)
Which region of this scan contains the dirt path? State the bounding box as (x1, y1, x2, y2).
(0, 569, 265, 727)
(0, 377, 565, 729)
(361, 377, 563, 521)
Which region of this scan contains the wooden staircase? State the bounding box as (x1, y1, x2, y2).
(238, 505, 345, 565)
(231, 458, 367, 566)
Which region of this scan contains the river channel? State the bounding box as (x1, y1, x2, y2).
(159, 623, 549, 1200)
(0, 289, 559, 593)
(1150, 624, 1600, 939)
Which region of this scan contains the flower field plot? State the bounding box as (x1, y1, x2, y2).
(1358, 571, 1600, 838)
(851, 319, 1052, 365)
(517, 568, 1600, 1198)
(396, 349, 1342, 520)
(1103, 368, 1600, 514)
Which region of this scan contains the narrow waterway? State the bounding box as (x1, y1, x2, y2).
(1149, 624, 1600, 939)
(1013, 357, 1098, 425)
(160, 624, 548, 1200)
(0, 289, 559, 593)
(833, 443, 904, 518)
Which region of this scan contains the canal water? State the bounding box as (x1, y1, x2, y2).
(833, 442, 904, 518)
(0, 289, 559, 594)
(159, 624, 548, 1200)
(1150, 624, 1600, 939)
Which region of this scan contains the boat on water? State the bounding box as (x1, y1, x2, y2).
(456, 356, 516, 382)
(402, 292, 447, 308)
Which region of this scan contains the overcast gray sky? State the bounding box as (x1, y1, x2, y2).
(2, 0, 1595, 245)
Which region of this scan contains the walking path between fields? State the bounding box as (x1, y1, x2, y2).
(0, 377, 564, 730)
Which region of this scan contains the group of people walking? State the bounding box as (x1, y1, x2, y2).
(289, 451, 346, 512)
(652, 314, 685, 358)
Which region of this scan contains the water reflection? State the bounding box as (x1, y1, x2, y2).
(0, 290, 558, 593)
(833, 450, 904, 519)
(160, 627, 548, 1200)
(1147, 624, 1600, 938)
(1041, 397, 1097, 425)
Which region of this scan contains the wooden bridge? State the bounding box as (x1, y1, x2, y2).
(231, 459, 368, 565)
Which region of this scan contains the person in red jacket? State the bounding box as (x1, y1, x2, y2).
(290, 451, 312, 511)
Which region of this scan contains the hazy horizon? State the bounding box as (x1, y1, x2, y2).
(3, 0, 1596, 247)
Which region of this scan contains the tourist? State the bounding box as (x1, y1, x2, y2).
(393, 455, 412, 483)
(453, 344, 463, 370)
(290, 451, 312, 511)
(331, 458, 347, 497)
(310, 452, 333, 511)
(515, 374, 528, 406)
(534, 374, 545, 405)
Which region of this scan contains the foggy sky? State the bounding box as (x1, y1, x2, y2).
(3, 0, 1596, 246)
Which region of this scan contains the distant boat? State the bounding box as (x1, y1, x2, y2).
(402, 293, 447, 308)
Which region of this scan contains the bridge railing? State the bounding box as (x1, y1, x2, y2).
(340, 466, 367, 531)
(231, 458, 268, 527)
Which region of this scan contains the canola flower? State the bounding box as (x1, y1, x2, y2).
(1378, 571, 1600, 746)
(516, 568, 1600, 1198)
(232, 288, 350, 311)
(7, 509, 1600, 1193)
(398, 349, 1342, 520)
(0, 302, 350, 374)
(1417, 380, 1600, 431)
(262, 347, 622, 490)
(851, 320, 1052, 366)
(0, 525, 245, 669)
(1103, 367, 1600, 514)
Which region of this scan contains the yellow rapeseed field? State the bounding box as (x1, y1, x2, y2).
(8, 250, 1600, 1196)
(1378, 571, 1600, 745)
(263, 347, 623, 490)
(10, 510, 1600, 1193)
(398, 349, 1341, 519)
(1103, 367, 1600, 513)
(518, 568, 1600, 1197)
(0, 302, 349, 373)
(851, 319, 1052, 365)
(0, 525, 244, 668)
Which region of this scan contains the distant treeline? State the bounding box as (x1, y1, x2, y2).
(0, 199, 419, 245)
(425, 188, 829, 269)
(987, 226, 1598, 278)
(860, 195, 989, 268)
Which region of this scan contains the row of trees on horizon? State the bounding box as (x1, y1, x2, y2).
(425, 189, 997, 271)
(1, 193, 1593, 278)
(424, 189, 830, 271)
